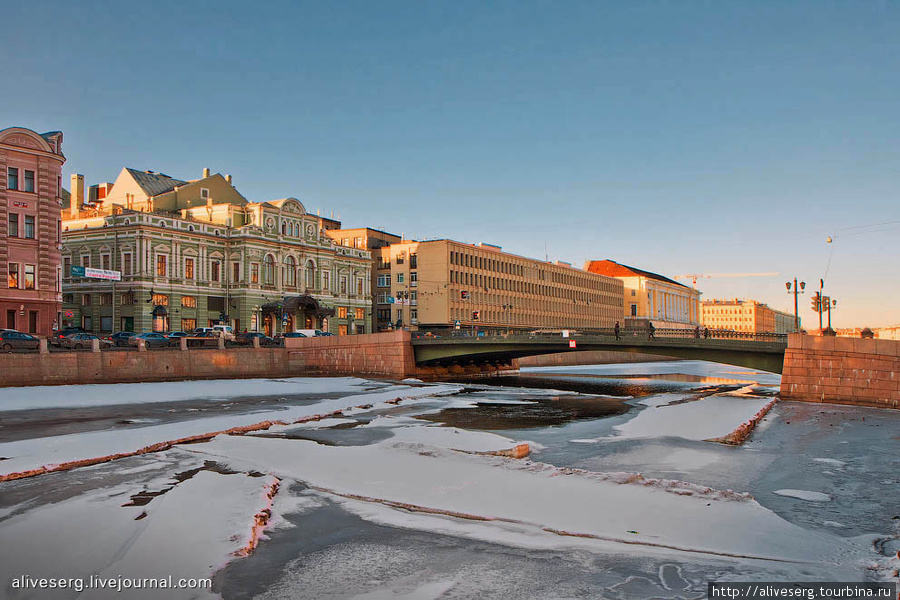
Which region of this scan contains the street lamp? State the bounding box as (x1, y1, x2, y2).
(785, 279, 806, 333)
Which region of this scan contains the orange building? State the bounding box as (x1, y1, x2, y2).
(585, 260, 700, 328)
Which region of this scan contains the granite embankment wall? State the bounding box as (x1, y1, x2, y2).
(517, 350, 678, 368)
(0, 331, 514, 388)
(780, 334, 899, 409)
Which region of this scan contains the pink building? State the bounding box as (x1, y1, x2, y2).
(0, 127, 66, 336)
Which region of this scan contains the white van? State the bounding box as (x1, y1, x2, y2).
(213, 325, 235, 341)
(294, 329, 325, 337)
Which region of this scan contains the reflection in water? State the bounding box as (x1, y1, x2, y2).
(448, 374, 687, 398)
(419, 395, 631, 430)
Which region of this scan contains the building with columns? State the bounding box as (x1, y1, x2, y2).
(584, 260, 701, 329)
(0, 126, 66, 336)
(61, 167, 370, 336)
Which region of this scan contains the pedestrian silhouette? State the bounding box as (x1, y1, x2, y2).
(614, 321, 620, 340)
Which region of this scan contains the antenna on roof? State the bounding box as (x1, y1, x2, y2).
(545, 242, 549, 262)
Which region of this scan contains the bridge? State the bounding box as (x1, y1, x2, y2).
(411, 329, 789, 374)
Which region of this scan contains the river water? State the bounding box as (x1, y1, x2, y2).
(212, 360, 899, 599)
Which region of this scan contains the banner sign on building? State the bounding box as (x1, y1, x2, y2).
(70, 265, 122, 281)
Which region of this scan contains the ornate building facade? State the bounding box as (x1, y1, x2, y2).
(701, 299, 796, 334)
(61, 168, 370, 335)
(0, 127, 66, 336)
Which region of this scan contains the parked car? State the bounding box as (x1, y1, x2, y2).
(50, 327, 87, 346)
(163, 331, 189, 346)
(295, 329, 326, 337)
(233, 332, 274, 346)
(60, 333, 112, 350)
(274, 331, 307, 346)
(0, 330, 40, 352)
(106, 331, 137, 347)
(128, 332, 171, 349)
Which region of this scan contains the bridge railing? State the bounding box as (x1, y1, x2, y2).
(411, 328, 788, 344)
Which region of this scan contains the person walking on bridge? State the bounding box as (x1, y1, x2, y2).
(648, 322, 655, 340)
(614, 321, 620, 340)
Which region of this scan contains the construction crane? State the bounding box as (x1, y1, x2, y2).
(673, 272, 780, 287)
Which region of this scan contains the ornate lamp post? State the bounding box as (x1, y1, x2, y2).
(785, 278, 806, 333)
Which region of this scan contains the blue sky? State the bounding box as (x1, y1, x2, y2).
(4, 1, 898, 327)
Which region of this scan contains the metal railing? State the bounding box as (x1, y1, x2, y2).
(411, 328, 788, 343)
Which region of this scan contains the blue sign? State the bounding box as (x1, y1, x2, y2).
(70, 265, 85, 277)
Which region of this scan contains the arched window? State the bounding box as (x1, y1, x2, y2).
(284, 256, 296, 287)
(306, 260, 315, 289)
(263, 254, 276, 285)
(281, 221, 286, 235)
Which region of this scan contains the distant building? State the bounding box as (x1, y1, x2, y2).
(324, 227, 402, 333)
(0, 127, 66, 336)
(61, 167, 370, 336)
(374, 240, 623, 332)
(701, 299, 796, 334)
(584, 260, 700, 329)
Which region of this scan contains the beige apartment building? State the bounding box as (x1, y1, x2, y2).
(374, 240, 623, 332)
(701, 299, 796, 334)
(325, 227, 401, 333)
(585, 260, 700, 329)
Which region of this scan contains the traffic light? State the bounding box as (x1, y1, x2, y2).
(472, 311, 480, 321)
(810, 293, 821, 313)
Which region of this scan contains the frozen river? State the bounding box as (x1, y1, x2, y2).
(0, 361, 897, 599)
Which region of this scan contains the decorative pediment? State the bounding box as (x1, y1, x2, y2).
(0, 127, 55, 153)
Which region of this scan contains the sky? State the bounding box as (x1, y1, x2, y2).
(3, 1, 898, 328)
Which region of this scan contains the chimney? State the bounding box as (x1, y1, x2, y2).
(70, 174, 84, 218)
(202, 168, 210, 178)
(225, 174, 232, 184)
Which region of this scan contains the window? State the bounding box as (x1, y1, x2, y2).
(410, 272, 418, 286)
(181, 318, 196, 332)
(232, 262, 240, 283)
(250, 263, 259, 284)
(181, 296, 197, 308)
(62, 293, 74, 303)
(101, 253, 110, 270)
(123, 253, 132, 275)
(7, 263, 18, 288)
(81, 254, 91, 268)
(263, 255, 275, 285)
(200, 188, 209, 200)
(99, 293, 112, 306)
(340, 276, 347, 294)
(306, 261, 315, 289)
(151, 293, 169, 306)
(211, 261, 221, 282)
(377, 292, 390, 304)
(354, 237, 363, 248)
(377, 274, 390, 287)
(355, 308, 365, 320)
(82, 293, 92, 306)
(397, 273, 404, 284)
(630, 304, 637, 317)
(185, 258, 195, 280)
(63, 257, 71, 277)
(121, 292, 136, 305)
(208, 296, 225, 312)
(357, 278, 363, 295)
(411, 291, 417, 305)
(396, 252, 404, 264)
(24, 170, 34, 193)
(338, 306, 348, 318)
(156, 254, 167, 277)
(410, 253, 417, 268)
(7, 168, 18, 190)
(7, 213, 18, 237)
(322, 271, 330, 292)
(24, 265, 35, 290)
(284, 256, 296, 286)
